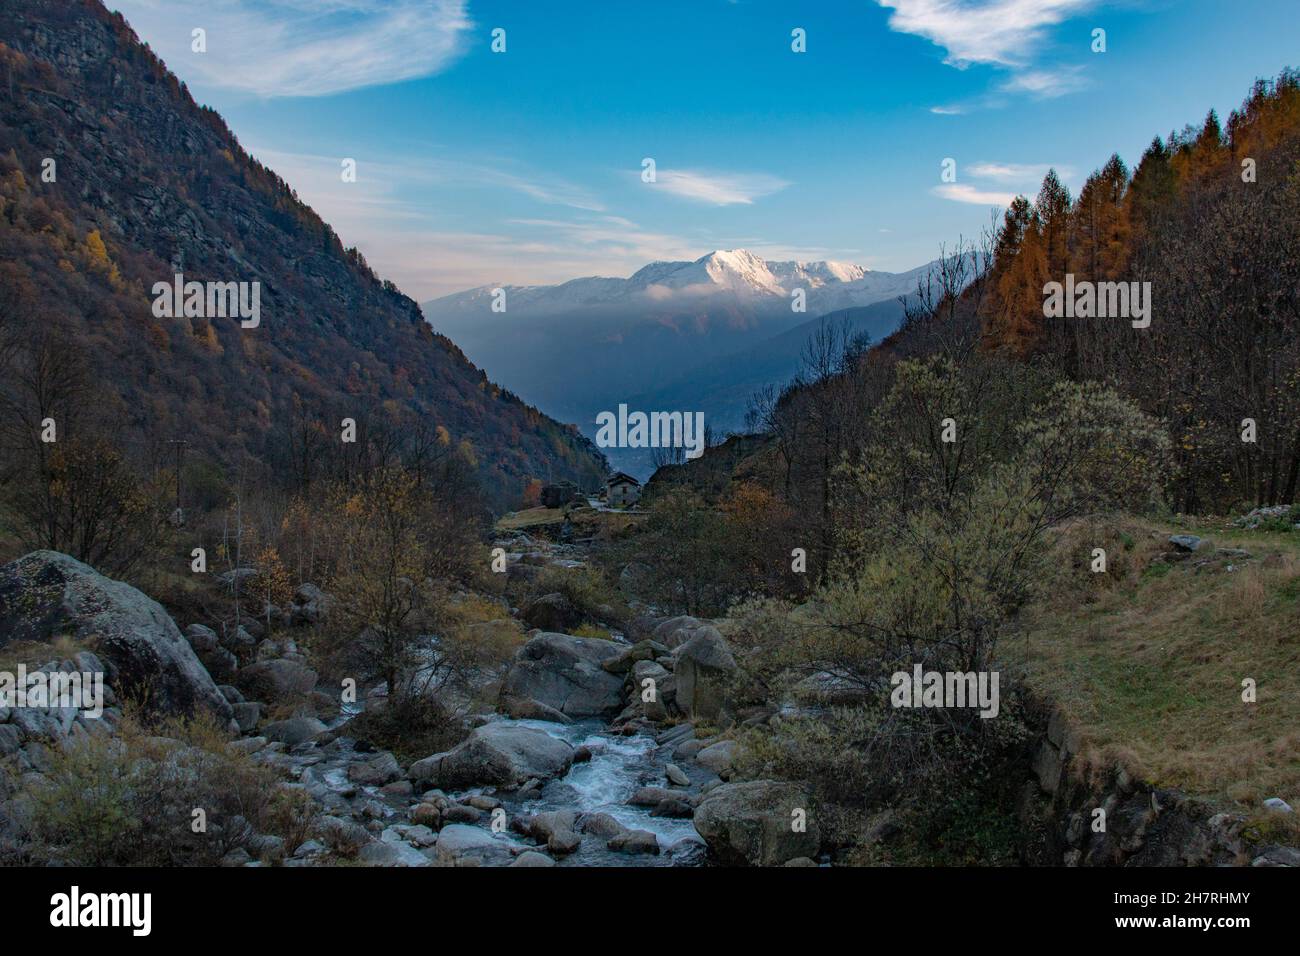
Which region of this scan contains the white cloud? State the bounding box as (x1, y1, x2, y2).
(968, 161, 1074, 181)
(931, 183, 1017, 206)
(997, 67, 1089, 98)
(930, 104, 967, 115)
(876, 0, 1094, 68)
(652, 169, 792, 206)
(111, 0, 472, 97)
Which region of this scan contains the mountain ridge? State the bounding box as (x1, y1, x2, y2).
(422, 250, 936, 477)
(426, 248, 935, 323)
(0, 0, 606, 507)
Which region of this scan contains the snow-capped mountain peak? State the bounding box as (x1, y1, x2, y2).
(424, 249, 934, 319)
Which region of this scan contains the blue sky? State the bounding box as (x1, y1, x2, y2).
(111, 0, 1299, 299)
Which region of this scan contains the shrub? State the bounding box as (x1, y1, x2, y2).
(13, 711, 313, 866)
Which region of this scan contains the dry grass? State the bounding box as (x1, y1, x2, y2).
(0, 634, 89, 672)
(494, 507, 565, 531)
(1006, 514, 1300, 811)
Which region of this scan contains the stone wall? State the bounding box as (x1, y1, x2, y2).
(1016, 700, 1297, 867)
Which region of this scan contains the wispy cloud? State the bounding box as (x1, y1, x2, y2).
(876, 0, 1094, 68)
(252, 148, 604, 213)
(968, 161, 1074, 181)
(112, 0, 472, 97)
(249, 148, 718, 297)
(652, 169, 792, 206)
(997, 66, 1089, 98)
(931, 183, 1017, 206)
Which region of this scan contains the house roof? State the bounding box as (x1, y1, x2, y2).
(606, 471, 641, 487)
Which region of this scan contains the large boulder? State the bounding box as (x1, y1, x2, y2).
(409, 722, 574, 790)
(522, 592, 582, 632)
(693, 780, 819, 866)
(0, 551, 231, 722)
(236, 658, 318, 701)
(674, 626, 736, 721)
(289, 583, 331, 627)
(651, 616, 710, 649)
(431, 824, 516, 867)
(500, 632, 625, 718)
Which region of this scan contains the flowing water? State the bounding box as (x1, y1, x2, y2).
(447, 717, 705, 866)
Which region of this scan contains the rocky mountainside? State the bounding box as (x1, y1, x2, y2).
(0, 0, 606, 505)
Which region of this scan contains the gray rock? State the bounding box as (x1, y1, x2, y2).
(293, 839, 326, 858)
(523, 810, 581, 854)
(1263, 797, 1294, 813)
(1252, 846, 1300, 867)
(695, 740, 737, 777)
(236, 658, 318, 701)
(500, 695, 574, 724)
(608, 829, 660, 855)
(523, 592, 582, 632)
(693, 780, 819, 866)
(499, 632, 625, 718)
(410, 722, 574, 790)
(290, 583, 331, 627)
(580, 812, 629, 839)
(217, 567, 257, 587)
(630, 786, 677, 807)
(674, 626, 736, 721)
(411, 803, 441, 827)
(1168, 534, 1202, 552)
(184, 623, 219, 653)
(248, 833, 286, 863)
(348, 751, 402, 787)
(509, 850, 556, 867)
(0, 551, 231, 722)
(653, 798, 695, 818)
(0, 725, 22, 756)
(262, 716, 326, 747)
(222, 625, 256, 651)
(231, 701, 261, 733)
(220, 847, 252, 867)
(198, 645, 238, 684)
(602, 640, 669, 674)
(666, 763, 690, 787)
(651, 616, 709, 649)
(441, 804, 483, 824)
(431, 824, 515, 867)
(357, 841, 430, 867)
(403, 824, 438, 848)
(632, 659, 670, 683)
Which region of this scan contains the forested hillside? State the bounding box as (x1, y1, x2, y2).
(980, 73, 1300, 512)
(0, 0, 606, 512)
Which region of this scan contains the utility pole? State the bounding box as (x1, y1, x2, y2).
(166, 439, 189, 525)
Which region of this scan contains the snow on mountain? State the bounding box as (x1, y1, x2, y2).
(424, 249, 934, 319)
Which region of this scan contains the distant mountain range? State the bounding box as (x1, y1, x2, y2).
(423, 251, 937, 476)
